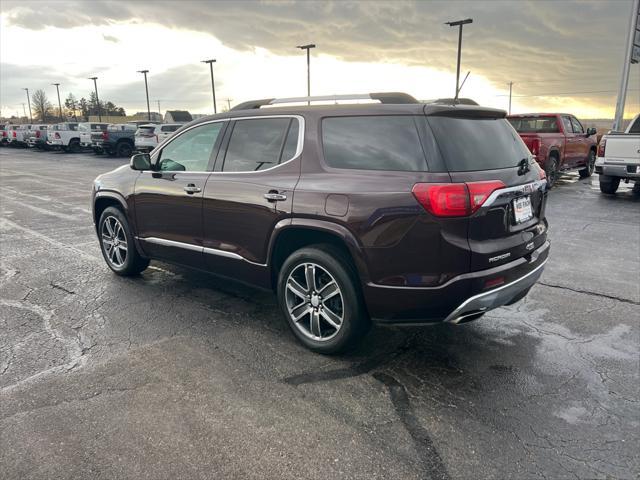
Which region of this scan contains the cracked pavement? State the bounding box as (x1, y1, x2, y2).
(0, 148, 638, 479)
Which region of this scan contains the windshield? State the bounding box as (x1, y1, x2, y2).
(427, 116, 531, 172)
(508, 116, 559, 133)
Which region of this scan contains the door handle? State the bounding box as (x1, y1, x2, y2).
(184, 184, 201, 194)
(264, 192, 287, 202)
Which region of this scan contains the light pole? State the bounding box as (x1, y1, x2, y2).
(52, 83, 63, 121)
(201, 59, 217, 114)
(508, 81, 513, 114)
(296, 44, 316, 102)
(22, 88, 32, 123)
(88, 77, 101, 121)
(138, 70, 151, 121)
(445, 18, 473, 100)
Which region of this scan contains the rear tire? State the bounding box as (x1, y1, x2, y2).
(98, 206, 149, 276)
(116, 141, 133, 157)
(277, 244, 370, 354)
(579, 150, 595, 178)
(545, 155, 559, 188)
(68, 139, 81, 153)
(599, 176, 620, 194)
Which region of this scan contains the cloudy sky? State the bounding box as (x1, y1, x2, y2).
(1, 0, 638, 119)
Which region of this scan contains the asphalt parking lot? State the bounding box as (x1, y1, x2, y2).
(0, 147, 638, 480)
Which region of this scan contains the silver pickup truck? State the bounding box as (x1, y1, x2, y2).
(595, 114, 640, 194)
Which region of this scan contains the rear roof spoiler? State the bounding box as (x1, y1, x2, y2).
(231, 92, 419, 111)
(425, 104, 507, 119)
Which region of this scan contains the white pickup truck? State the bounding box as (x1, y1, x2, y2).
(46, 122, 81, 152)
(595, 114, 640, 194)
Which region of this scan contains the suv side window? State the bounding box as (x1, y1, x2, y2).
(322, 116, 427, 171)
(561, 116, 573, 134)
(630, 117, 640, 134)
(570, 117, 584, 134)
(157, 122, 223, 172)
(222, 118, 293, 172)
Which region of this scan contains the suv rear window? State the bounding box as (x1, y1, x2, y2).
(161, 125, 180, 132)
(322, 116, 427, 171)
(508, 116, 559, 133)
(427, 116, 530, 172)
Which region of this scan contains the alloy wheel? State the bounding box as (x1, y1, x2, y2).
(285, 262, 344, 341)
(101, 216, 128, 268)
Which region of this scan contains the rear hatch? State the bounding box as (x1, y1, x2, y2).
(135, 126, 157, 147)
(425, 107, 548, 272)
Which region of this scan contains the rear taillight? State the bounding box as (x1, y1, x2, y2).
(412, 181, 506, 217)
(538, 167, 546, 181)
(597, 138, 606, 157)
(102, 131, 109, 141)
(529, 138, 541, 157)
(12, 131, 16, 138)
(54, 132, 60, 139)
(36, 130, 41, 138)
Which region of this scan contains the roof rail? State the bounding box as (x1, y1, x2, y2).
(231, 92, 419, 111)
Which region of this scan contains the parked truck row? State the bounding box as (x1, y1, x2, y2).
(0, 120, 185, 156)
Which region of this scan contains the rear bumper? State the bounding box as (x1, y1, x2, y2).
(595, 159, 640, 179)
(368, 240, 549, 324)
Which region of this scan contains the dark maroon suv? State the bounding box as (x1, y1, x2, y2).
(92, 92, 550, 353)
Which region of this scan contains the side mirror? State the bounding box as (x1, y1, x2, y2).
(586, 127, 597, 137)
(130, 153, 151, 170)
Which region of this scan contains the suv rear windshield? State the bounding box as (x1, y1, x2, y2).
(508, 116, 559, 133)
(322, 116, 427, 171)
(428, 116, 531, 172)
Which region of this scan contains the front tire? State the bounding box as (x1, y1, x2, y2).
(277, 245, 370, 354)
(98, 207, 149, 276)
(579, 150, 596, 178)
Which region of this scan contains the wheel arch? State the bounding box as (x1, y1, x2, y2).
(268, 219, 369, 290)
(93, 191, 129, 232)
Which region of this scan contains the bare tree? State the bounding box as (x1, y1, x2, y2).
(31, 89, 53, 122)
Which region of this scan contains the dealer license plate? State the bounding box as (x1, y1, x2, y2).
(513, 196, 533, 224)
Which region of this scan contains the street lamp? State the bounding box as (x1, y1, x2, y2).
(88, 77, 101, 121)
(22, 88, 32, 123)
(296, 44, 316, 102)
(137, 70, 151, 121)
(52, 83, 63, 121)
(201, 59, 217, 114)
(445, 18, 473, 100)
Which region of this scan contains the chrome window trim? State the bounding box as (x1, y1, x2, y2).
(214, 114, 305, 175)
(149, 115, 304, 175)
(137, 236, 267, 267)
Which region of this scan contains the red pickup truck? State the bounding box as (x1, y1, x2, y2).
(507, 113, 598, 188)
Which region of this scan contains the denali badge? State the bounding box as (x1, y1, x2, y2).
(526, 242, 535, 251)
(489, 252, 511, 263)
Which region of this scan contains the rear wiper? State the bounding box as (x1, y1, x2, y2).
(517, 158, 530, 176)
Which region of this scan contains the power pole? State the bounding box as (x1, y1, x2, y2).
(52, 83, 63, 121)
(88, 77, 101, 121)
(156, 100, 161, 114)
(613, 0, 639, 131)
(508, 82, 513, 114)
(22, 88, 32, 122)
(226, 98, 232, 111)
(201, 59, 217, 114)
(137, 70, 151, 121)
(296, 44, 316, 103)
(445, 18, 473, 100)
(21, 103, 27, 120)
